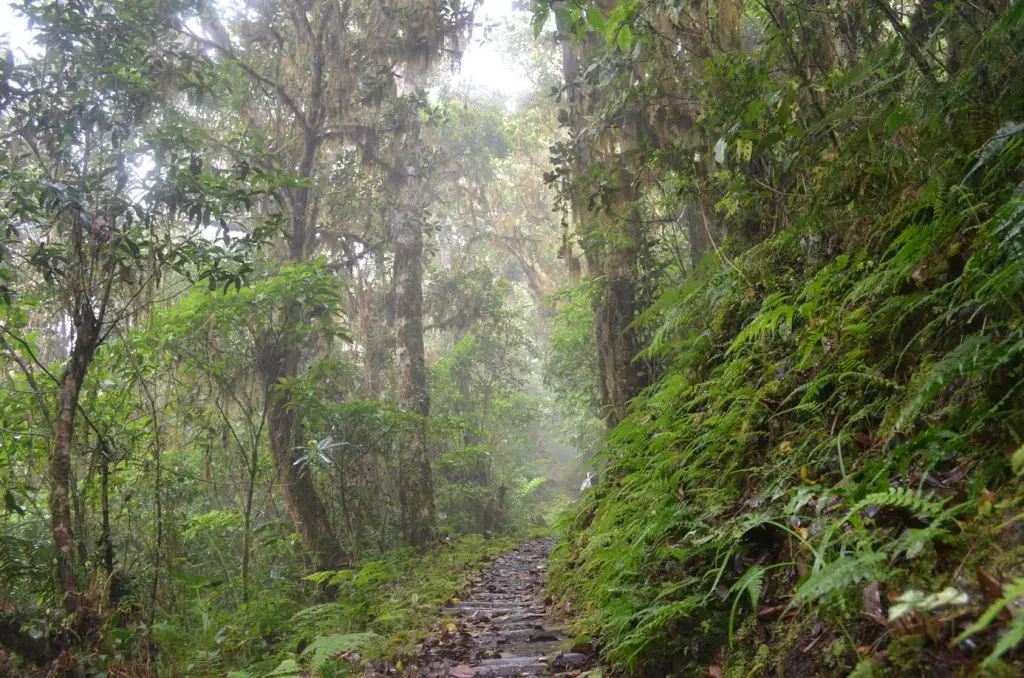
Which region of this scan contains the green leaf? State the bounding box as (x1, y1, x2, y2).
(728, 565, 764, 644)
(531, 7, 550, 38)
(169, 570, 223, 589)
(264, 658, 301, 677)
(616, 25, 633, 53)
(302, 633, 385, 669)
(798, 551, 889, 602)
(586, 7, 605, 30)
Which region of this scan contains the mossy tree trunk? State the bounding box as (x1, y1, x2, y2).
(393, 176, 436, 550)
(558, 6, 647, 427)
(262, 335, 345, 571)
(258, 137, 347, 571)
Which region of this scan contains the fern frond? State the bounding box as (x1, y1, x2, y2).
(846, 486, 946, 520)
(894, 336, 997, 431)
(728, 565, 765, 644)
(728, 293, 798, 353)
(302, 632, 386, 669)
(984, 614, 1024, 668)
(797, 551, 888, 602)
(953, 577, 1024, 645)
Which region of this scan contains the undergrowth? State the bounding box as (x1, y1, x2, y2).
(159, 534, 519, 677)
(549, 6, 1024, 676)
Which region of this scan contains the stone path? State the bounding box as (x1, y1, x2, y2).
(372, 538, 596, 677)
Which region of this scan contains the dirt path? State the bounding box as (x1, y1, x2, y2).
(376, 538, 596, 677)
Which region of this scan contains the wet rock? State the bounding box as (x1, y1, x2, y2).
(364, 538, 598, 677)
(550, 652, 589, 669)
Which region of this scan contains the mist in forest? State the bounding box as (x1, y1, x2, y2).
(3, 0, 1022, 674)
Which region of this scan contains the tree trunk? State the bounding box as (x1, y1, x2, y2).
(558, 9, 647, 428)
(98, 442, 125, 603)
(256, 131, 347, 570)
(99, 449, 113, 577)
(241, 443, 257, 601)
(50, 332, 97, 613)
(393, 184, 436, 550)
(262, 342, 345, 571)
(597, 218, 643, 426)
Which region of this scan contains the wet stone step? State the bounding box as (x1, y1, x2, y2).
(364, 538, 599, 677)
(495, 629, 563, 643)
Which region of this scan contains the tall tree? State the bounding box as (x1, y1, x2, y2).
(195, 0, 476, 556)
(1, 0, 272, 611)
(553, 1, 647, 426)
(193, 0, 346, 569)
(391, 141, 436, 548)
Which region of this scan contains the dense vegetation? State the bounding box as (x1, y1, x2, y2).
(542, 0, 1024, 675)
(1, 0, 1022, 675)
(0, 0, 578, 674)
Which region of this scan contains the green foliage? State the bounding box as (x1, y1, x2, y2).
(795, 551, 888, 603)
(1, 0, 574, 675)
(238, 535, 516, 675)
(727, 565, 764, 644)
(543, 281, 604, 451)
(302, 633, 385, 671)
(547, 1, 1024, 674)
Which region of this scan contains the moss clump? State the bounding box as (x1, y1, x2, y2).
(824, 636, 854, 670)
(885, 635, 926, 675)
(849, 658, 883, 678)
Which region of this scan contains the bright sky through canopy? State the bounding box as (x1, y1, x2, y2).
(2, 0, 533, 102)
(1, 1, 36, 58)
(451, 0, 534, 102)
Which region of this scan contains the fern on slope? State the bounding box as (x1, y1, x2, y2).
(728, 565, 765, 644)
(302, 632, 385, 670)
(843, 486, 947, 521)
(796, 550, 889, 603)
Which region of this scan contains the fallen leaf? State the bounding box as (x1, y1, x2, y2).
(975, 566, 1013, 622)
(976, 566, 1003, 603)
(863, 581, 885, 623)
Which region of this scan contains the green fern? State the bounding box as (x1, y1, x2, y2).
(894, 336, 997, 431)
(808, 488, 948, 572)
(728, 292, 798, 353)
(845, 486, 946, 521)
(302, 632, 386, 670)
(263, 659, 301, 677)
(796, 551, 888, 602)
(728, 565, 764, 644)
(986, 615, 1024, 669)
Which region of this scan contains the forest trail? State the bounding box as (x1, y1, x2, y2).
(373, 539, 596, 677)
